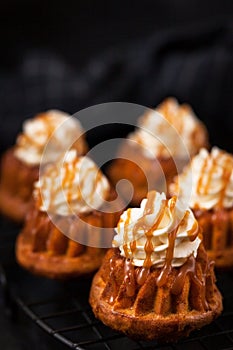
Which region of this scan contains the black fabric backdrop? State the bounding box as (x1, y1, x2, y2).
(0, 6, 233, 155)
(0, 1, 233, 349)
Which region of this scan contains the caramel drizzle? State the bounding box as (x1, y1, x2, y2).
(171, 254, 201, 294)
(62, 159, 76, 205)
(148, 194, 178, 288)
(156, 225, 179, 287)
(171, 254, 209, 310)
(39, 157, 105, 213)
(123, 208, 133, 258)
(36, 187, 43, 209)
(108, 255, 119, 304)
(218, 157, 232, 208)
(77, 165, 104, 208)
(122, 191, 201, 298)
(196, 149, 233, 208)
(17, 114, 58, 150)
(196, 156, 208, 195)
(123, 247, 205, 306)
(124, 259, 136, 297)
(136, 266, 150, 286)
(184, 210, 199, 241)
(156, 99, 186, 155)
(35, 164, 57, 211)
(76, 165, 95, 201)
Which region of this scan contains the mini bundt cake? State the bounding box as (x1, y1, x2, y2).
(170, 147, 233, 268)
(16, 150, 123, 278)
(0, 110, 88, 222)
(107, 97, 209, 206)
(89, 191, 222, 342)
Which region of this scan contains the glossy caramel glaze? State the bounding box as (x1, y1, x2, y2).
(89, 245, 222, 342)
(119, 248, 209, 309)
(118, 192, 200, 296)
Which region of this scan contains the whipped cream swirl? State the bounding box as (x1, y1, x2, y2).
(15, 110, 86, 165)
(170, 147, 233, 210)
(129, 98, 207, 159)
(113, 191, 201, 268)
(34, 149, 110, 216)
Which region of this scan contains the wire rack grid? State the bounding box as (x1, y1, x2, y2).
(1, 216, 233, 350)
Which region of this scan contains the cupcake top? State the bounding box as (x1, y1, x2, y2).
(14, 110, 86, 166)
(34, 149, 110, 216)
(113, 190, 201, 269)
(128, 97, 208, 159)
(170, 147, 233, 210)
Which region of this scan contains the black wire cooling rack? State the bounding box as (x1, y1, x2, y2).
(1, 216, 233, 350)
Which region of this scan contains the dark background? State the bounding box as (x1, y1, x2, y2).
(0, 1, 233, 349)
(0, 0, 233, 154)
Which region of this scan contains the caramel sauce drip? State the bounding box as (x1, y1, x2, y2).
(196, 149, 233, 208)
(108, 255, 119, 304)
(36, 188, 43, 209)
(136, 266, 150, 286)
(62, 159, 76, 205)
(75, 164, 91, 201)
(171, 254, 202, 295)
(183, 210, 199, 242)
(123, 208, 133, 258)
(152, 195, 178, 287)
(171, 254, 210, 311)
(17, 114, 58, 150)
(196, 156, 208, 195)
(134, 191, 166, 269)
(124, 259, 136, 297)
(123, 192, 176, 295)
(219, 160, 232, 208)
(89, 168, 105, 204)
(130, 240, 136, 256)
(37, 166, 57, 212)
(121, 191, 202, 297)
(156, 225, 179, 287)
(38, 156, 106, 214)
(156, 99, 187, 155)
(143, 234, 154, 268)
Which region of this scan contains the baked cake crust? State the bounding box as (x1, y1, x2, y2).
(89, 247, 222, 342)
(0, 133, 88, 223)
(16, 189, 122, 279)
(194, 208, 233, 268)
(0, 148, 38, 222)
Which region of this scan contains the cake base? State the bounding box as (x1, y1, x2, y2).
(89, 248, 223, 342)
(0, 148, 38, 222)
(16, 187, 123, 279)
(194, 208, 233, 269)
(16, 234, 106, 279)
(90, 288, 222, 342)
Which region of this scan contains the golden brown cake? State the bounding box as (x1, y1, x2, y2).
(0, 110, 88, 222)
(170, 147, 233, 268)
(107, 98, 209, 206)
(0, 148, 39, 222)
(16, 150, 123, 278)
(89, 191, 222, 342)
